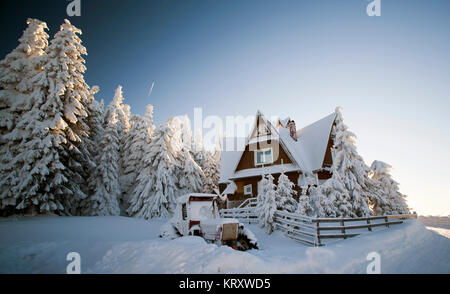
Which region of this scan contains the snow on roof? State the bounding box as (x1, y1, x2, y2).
(219, 111, 336, 182)
(229, 163, 300, 180)
(177, 193, 218, 204)
(219, 150, 242, 184)
(222, 182, 236, 194)
(219, 112, 280, 183)
(287, 112, 336, 171)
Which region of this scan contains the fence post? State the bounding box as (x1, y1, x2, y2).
(367, 218, 372, 231)
(315, 221, 321, 246)
(340, 220, 346, 239)
(385, 216, 390, 228)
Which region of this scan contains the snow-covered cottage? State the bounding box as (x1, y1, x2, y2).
(219, 111, 337, 208)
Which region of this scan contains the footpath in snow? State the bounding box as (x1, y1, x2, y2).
(0, 216, 448, 274)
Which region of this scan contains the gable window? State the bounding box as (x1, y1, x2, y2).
(257, 124, 270, 136)
(254, 148, 273, 166)
(244, 184, 252, 195)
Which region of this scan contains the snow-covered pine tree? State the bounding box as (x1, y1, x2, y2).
(202, 150, 220, 193)
(192, 128, 206, 167)
(121, 105, 155, 202)
(180, 114, 193, 152)
(299, 173, 330, 217)
(213, 133, 222, 163)
(127, 120, 180, 219)
(275, 171, 298, 213)
(81, 86, 105, 214)
(0, 19, 49, 136)
(256, 174, 278, 234)
(297, 188, 313, 216)
(0, 19, 91, 215)
(85, 86, 104, 157)
(200, 133, 222, 194)
(104, 86, 131, 204)
(370, 160, 410, 215)
(178, 150, 204, 194)
(104, 85, 131, 135)
(331, 107, 375, 217)
(45, 19, 93, 213)
(0, 19, 49, 214)
(317, 175, 351, 217)
(296, 174, 314, 216)
(81, 112, 121, 216)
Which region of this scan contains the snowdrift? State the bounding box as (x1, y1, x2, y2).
(0, 216, 448, 273)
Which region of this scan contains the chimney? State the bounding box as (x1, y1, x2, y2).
(288, 120, 297, 141)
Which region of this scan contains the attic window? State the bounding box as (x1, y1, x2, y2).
(254, 148, 273, 166)
(257, 124, 270, 136)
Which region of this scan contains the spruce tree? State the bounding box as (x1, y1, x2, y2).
(370, 160, 410, 215)
(81, 112, 121, 216)
(202, 151, 220, 194)
(331, 107, 376, 217)
(85, 85, 104, 157)
(178, 150, 204, 194)
(0, 19, 49, 135)
(127, 120, 180, 219)
(296, 174, 314, 216)
(1, 19, 91, 215)
(256, 174, 278, 234)
(0, 19, 49, 213)
(104, 85, 131, 135)
(121, 105, 155, 202)
(276, 172, 298, 213)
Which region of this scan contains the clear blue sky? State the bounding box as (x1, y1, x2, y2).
(1, 0, 449, 215)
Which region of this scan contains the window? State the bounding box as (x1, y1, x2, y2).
(244, 184, 252, 195)
(254, 148, 273, 165)
(257, 124, 270, 136)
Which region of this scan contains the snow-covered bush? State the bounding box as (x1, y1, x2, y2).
(296, 174, 315, 216)
(256, 174, 278, 234)
(276, 172, 298, 213)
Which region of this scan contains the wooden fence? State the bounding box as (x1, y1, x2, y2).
(220, 198, 258, 224)
(220, 198, 417, 246)
(311, 214, 416, 246)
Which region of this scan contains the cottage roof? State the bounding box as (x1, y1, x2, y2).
(219, 111, 336, 182)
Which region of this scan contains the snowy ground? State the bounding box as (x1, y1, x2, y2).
(0, 216, 448, 274)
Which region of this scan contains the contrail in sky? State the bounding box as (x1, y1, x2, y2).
(148, 81, 155, 97)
